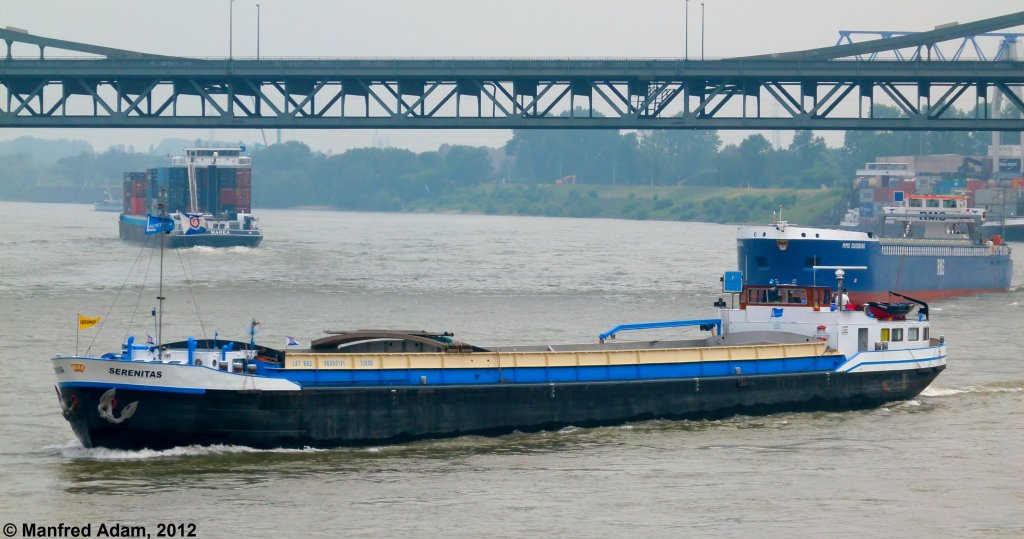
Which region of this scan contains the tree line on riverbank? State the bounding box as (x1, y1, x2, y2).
(0, 104, 1007, 223)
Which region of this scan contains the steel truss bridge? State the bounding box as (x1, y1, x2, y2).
(2, 11, 1024, 131)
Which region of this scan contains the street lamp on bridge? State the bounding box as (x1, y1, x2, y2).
(229, 0, 236, 60)
(701, 2, 705, 60)
(685, 0, 689, 60)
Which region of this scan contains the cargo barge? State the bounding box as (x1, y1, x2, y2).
(118, 148, 262, 248)
(738, 195, 1012, 303)
(53, 271, 945, 450)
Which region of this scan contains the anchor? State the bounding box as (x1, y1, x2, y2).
(97, 388, 139, 424)
(55, 386, 78, 420)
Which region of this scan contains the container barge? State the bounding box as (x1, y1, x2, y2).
(119, 148, 262, 248)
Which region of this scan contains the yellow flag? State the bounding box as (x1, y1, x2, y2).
(78, 315, 102, 330)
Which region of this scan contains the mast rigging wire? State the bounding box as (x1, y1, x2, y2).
(85, 236, 153, 355)
(176, 246, 209, 341)
(123, 234, 159, 345)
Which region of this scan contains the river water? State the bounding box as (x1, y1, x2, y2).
(0, 201, 1021, 537)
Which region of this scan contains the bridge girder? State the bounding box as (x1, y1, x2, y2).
(2, 9, 1024, 132)
(1, 58, 1022, 131)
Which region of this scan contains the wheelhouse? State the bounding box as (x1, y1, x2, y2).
(740, 284, 832, 310)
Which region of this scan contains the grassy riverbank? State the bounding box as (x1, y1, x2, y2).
(406, 184, 846, 225)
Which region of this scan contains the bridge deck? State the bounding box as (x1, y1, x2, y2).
(2, 12, 1024, 131)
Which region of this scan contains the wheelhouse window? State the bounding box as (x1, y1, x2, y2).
(909, 199, 923, 208)
(784, 289, 808, 304)
(908, 327, 919, 341)
(744, 286, 828, 307)
(923, 327, 930, 341)
(892, 328, 904, 342)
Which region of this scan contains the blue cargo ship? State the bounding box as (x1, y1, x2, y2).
(738, 195, 1013, 302)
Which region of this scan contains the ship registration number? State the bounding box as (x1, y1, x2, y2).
(841, 242, 866, 249)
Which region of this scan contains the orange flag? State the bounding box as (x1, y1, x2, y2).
(78, 315, 102, 330)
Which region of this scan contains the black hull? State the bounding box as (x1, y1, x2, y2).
(59, 367, 943, 450)
(119, 219, 262, 248)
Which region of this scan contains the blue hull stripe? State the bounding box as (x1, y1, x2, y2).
(270, 355, 847, 387)
(845, 346, 944, 360)
(61, 354, 943, 390)
(59, 381, 206, 394)
(842, 354, 947, 373)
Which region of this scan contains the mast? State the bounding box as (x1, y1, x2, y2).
(187, 151, 199, 213)
(249, 318, 258, 358)
(157, 203, 166, 351)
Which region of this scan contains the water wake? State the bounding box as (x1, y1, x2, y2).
(182, 246, 259, 255)
(47, 440, 327, 461)
(921, 383, 1023, 398)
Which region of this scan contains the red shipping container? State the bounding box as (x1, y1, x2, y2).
(967, 179, 986, 192)
(899, 180, 916, 196)
(219, 188, 236, 205)
(1011, 178, 1024, 189)
(236, 169, 251, 188)
(873, 187, 894, 202)
(235, 188, 251, 206)
(130, 197, 144, 216)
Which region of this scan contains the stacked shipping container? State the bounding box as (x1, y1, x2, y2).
(122, 172, 148, 216)
(122, 164, 252, 217)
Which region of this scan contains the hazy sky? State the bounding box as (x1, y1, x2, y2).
(2, 0, 1022, 153)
